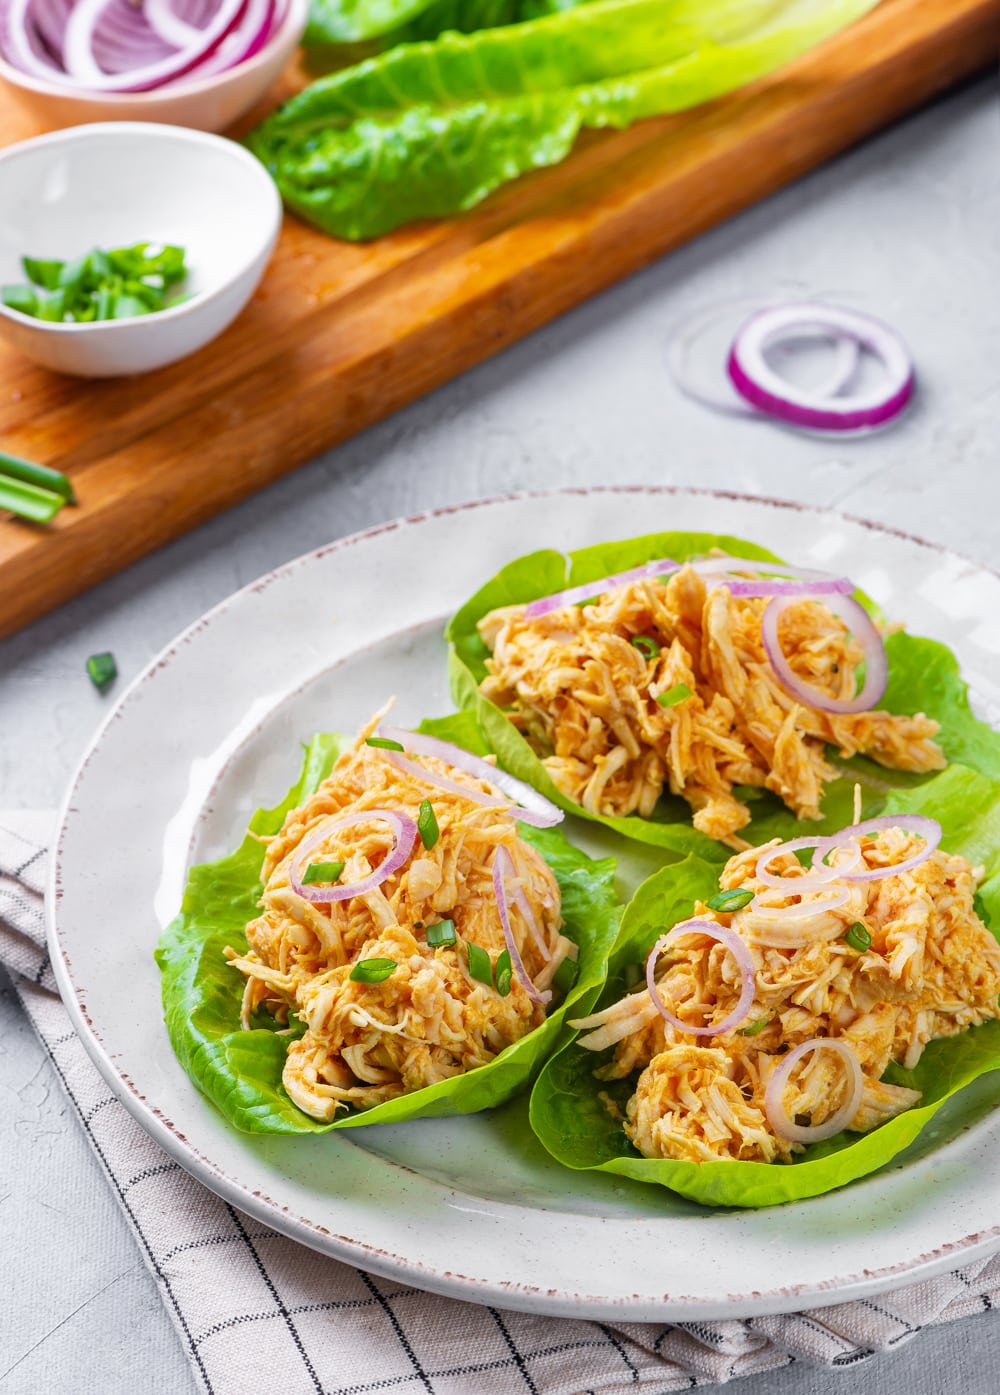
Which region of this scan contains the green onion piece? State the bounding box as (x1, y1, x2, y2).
(86, 652, 117, 693)
(0, 450, 76, 504)
(302, 859, 345, 886)
(467, 941, 493, 986)
(349, 957, 397, 983)
(417, 798, 439, 850)
(3, 285, 39, 316)
(426, 919, 456, 947)
(112, 293, 149, 320)
(365, 735, 405, 751)
(974, 892, 992, 929)
(35, 290, 66, 322)
(845, 922, 872, 952)
(0, 475, 66, 524)
(21, 256, 63, 290)
(631, 633, 661, 659)
(706, 888, 755, 912)
(657, 683, 693, 708)
(495, 949, 512, 997)
(738, 1017, 770, 1037)
(553, 957, 580, 994)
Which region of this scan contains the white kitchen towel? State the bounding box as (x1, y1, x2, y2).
(4, 809, 999, 1395)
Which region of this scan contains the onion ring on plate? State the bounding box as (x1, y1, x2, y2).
(811, 815, 942, 881)
(747, 885, 851, 921)
(764, 1037, 864, 1143)
(492, 845, 551, 1007)
(378, 726, 562, 829)
(288, 809, 417, 905)
(645, 919, 755, 1037)
(755, 835, 861, 889)
(523, 557, 679, 618)
(687, 556, 856, 599)
(761, 592, 888, 714)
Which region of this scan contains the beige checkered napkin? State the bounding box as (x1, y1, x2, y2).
(3, 811, 999, 1395)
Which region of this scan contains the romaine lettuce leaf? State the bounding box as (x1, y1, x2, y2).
(155, 720, 621, 1134)
(528, 765, 1000, 1206)
(303, 0, 586, 60)
(446, 530, 1000, 860)
(249, 0, 881, 240)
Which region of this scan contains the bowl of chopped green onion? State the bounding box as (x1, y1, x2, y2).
(0, 122, 282, 376)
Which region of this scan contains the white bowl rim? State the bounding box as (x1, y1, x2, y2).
(0, 0, 306, 102)
(0, 121, 283, 336)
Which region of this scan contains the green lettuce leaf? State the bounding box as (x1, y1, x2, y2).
(303, 0, 587, 62)
(447, 529, 1000, 861)
(249, 0, 881, 240)
(528, 765, 1000, 1206)
(156, 720, 621, 1134)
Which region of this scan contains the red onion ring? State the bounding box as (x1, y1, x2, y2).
(747, 884, 850, 921)
(728, 304, 914, 434)
(492, 845, 551, 1007)
(59, 0, 247, 90)
(764, 1037, 863, 1143)
(524, 557, 679, 619)
(668, 299, 863, 421)
(760, 592, 888, 714)
(287, 809, 417, 905)
(755, 835, 861, 889)
(687, 557, 855, 600)
(645, 919, 755, 1037)
(379, 726, 563, 829)
(810, 815, 942, 882)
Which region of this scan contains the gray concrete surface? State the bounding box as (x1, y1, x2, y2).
(0, 73, 998, 1395)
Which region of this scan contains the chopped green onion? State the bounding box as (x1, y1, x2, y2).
(86, 652, 117, 693)
(4, 242, 188, 324)
(365, 736, 405, 751)
(417, 798, 439, 849)
(553, 957, 580, 994)
(467, 941, 493, 986)
(21, 256, 63, 290)
(426, 919, 456, 947)
(0, 451, 76, 504)
(349, 957, 397, 983)
(631, 633, 661, 659)
(2, 285, 39, 316)
(845, 922, 872, 952)
(657, 683, 693, 708)
(0, 475, 66, 524)
(706, 888, 755, 912)
(495, 949, 512, 997)
(738, 1017, 771, 1037)
(302, 859, 345, 886)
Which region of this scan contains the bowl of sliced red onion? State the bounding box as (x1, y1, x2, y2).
(0, 122, 282, 375)
(0, 0, 306, 133)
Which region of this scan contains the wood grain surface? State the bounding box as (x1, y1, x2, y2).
(0, 0, 996, 641)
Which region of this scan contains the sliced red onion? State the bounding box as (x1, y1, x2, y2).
(755, 835, 861, 889)
(645, 918, 755, 1037)
(492, 845, 551, 1007)
(524, 557, 679, 619)
(764, 1037, 864, 1143)
(192, 0, 273, 73)
(747, 884, 850, 920)
(61, 0, 248, 90)
(761, 592, 888, 714)
(379, 726, 563, 829)
(688, 556, 855, 600)
(728, 304, 914, 434)
(287, 809, 417, 905)
(143, 0, 203, 48)
(811, 815, 942, 882)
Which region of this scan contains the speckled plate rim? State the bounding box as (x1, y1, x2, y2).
(48, 486, 1000, 1321)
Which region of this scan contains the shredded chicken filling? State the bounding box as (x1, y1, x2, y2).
(227, 712, 567, 1121)
(573, 829, 1000, 1164)
(478, 563, 945, 846)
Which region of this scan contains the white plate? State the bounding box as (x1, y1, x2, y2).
(50, 487, 1000, 1321)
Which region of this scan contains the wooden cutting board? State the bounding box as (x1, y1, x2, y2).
(0, 0, 996, 641)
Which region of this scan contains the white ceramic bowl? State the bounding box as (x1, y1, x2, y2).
(0, 122, 282, 377)
(0, 0, 306, 133)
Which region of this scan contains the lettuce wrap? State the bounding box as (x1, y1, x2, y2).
(527, 764, 1000, 1206)
(155, 712, 621, 1134)
(447, 529, 1000, 863)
